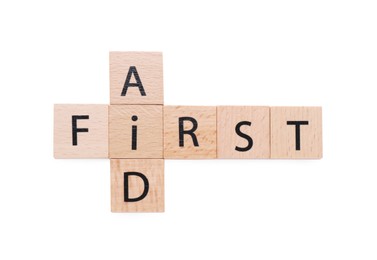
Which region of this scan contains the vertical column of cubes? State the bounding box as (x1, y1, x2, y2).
(109, 52, 164, 212)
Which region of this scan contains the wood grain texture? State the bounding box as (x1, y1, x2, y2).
(110, 52, 163, 105)
(164, 106, 217, 159)
(109, 105, 163, 158)
(217, 106, 270, 159)
(111, 159, 164, 212)
(270, 107, 322, 159)
(54, 104, 108, 158)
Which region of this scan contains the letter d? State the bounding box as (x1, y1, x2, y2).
(124, 172, 149, 202)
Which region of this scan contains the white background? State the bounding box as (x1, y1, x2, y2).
(0, 0, 376, 259)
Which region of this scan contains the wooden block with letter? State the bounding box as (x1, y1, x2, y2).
(111, 159, 164, 212)
(270, 107, 322, 159)
(109, 105, 163, 158)
(54, 104, 108, 158)
(164, 106, 217, 159)
(217, 106, 270, 158)
(110, 52, 163, 105)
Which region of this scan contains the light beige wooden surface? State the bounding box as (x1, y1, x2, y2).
(54, 104, 108, 158)
(109, 105, 163, 158)
(270, 107, 322, 159)
(110, 52, 163, 105)
(164, 106, 217, 159)
(217, 106, 270, 159)
(111, 159, 164, 212)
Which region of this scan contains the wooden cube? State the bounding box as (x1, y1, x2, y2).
(109, 105, 163, 158)
(111, 159, 164, 212)
(164, 106, 217, 159)
(110, 52, 163, 105)
(54, 104, 108, 158)
(217, 106, 270, 159)
(270, 107, 322, 159)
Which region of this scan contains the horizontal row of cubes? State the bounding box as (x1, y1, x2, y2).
(54, 105, 322, 159)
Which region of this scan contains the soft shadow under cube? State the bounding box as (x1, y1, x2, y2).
(109, 105, 163, 159)
(111, 159, 164, 212)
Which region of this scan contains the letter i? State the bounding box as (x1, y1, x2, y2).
(131, 115, 138, 150)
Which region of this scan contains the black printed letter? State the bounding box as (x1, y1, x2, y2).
(235, 121, 253, 152)
(121, 66, 146, 96)
(72, 115, 89, 146)
(131, 115, 138, 150)
(178, 117, 199, 147)
(124, 172, 149, 202)
(287, 121, 309, 150)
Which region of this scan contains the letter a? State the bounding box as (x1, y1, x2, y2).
(121, 66, 146, 96)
